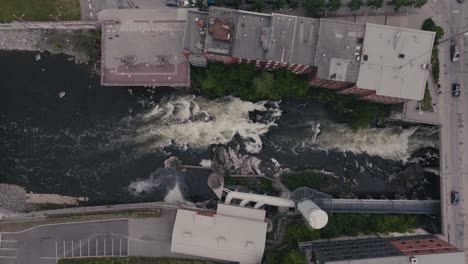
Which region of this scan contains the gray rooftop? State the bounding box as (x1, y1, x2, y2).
(356, 23, 435, 100)
(288, 16, 320, 65)
(204, 7, 238, 56)
(98, 8, 190, 86)
(184, 10, 209, 55)
(314, 19, 365, 83)
(267, 14, 297, 63)
(232, 10, 271, 61)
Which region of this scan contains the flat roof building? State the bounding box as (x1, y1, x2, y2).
(171, 204, 267, 264)
(356, 23, 435, 102)
(99, 8, 191, 87)
(314, 19, 365, 84)
(232, 10, 272, 61)
(299, 235, 464, 264)
(99, 6, 435, 103)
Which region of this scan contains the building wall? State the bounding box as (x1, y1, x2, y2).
(360, 94, 409, 104)
(338, 86, 375, 97)
(308, 78, 351, 90)
(236, 58, 311, 74)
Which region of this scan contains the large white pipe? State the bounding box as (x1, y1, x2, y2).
(225, 191, 295, 208)
(297, 200, 328, 229)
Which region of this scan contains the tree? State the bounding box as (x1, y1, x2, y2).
(391, 0, 409, 12)
(302, 0, 325, 17)
(272, 0, 287, 10)
(350, 103, 380, 129)
(366, 0, 383, 8)
(422, 18, 444, 43)
(282, 250, 306, 264)
(287, 0, 300, 9)
(348, 0, 363, 11)
(327, 0, 341, 11)
(253, 71, 276, 99)
(250, 0, 266, 11)
(413, 0, 427, 7)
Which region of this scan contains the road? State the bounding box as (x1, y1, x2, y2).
(0, 210, 183, 264)
(433, 0, 468, 258)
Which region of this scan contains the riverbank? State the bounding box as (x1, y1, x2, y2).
(0, 27, 98, 64)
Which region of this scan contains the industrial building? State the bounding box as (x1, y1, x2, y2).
(299, 235, 465, 264)
(98, 8, 190, 87)
(171, 203, 268, 264)
(99, 7, 435, 104)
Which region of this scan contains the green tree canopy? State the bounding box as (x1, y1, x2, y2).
(367, 0, 383, 8)
(348, 0, 363, 10)
(327, 0, 341, 11)
(422, 18, 444, 43)
(302, 0, 325, 16)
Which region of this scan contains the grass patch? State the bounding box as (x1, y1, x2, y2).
(0, 209, 161, 232)
(25, 203, 78, 212)
(281, 171, 324, 190)
(0, 0, 80, 23)
(224, 173, 275, 194)
(57, 257, 221, 264)
(420, 83, 433, 111)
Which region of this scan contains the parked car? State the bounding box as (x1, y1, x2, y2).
(452, 83, 461, 98)
(437, 84, 442, 94)
(451, 42, 460, 62)
(451, 191, 460, 205)
(457, 0, 464, 3)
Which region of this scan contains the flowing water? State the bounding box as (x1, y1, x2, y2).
(0, 51, 440, 204)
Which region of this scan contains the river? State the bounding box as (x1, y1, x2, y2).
(0, 51, 440, 204)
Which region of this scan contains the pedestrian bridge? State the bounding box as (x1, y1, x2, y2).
(315, 199, 440, 215)
(290, 187, 440, 215)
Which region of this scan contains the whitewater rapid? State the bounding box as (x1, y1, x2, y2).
(118, 95, 281, 154)
(313, 123, 438, 161)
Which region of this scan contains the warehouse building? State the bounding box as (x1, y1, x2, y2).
(171, 204, 267, 264)
(99, 8, 190, 87)
(99, 7, 435, 103)
(299, 235, 464, 264)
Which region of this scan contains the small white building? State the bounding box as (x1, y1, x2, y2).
(171, 204, 268, 264)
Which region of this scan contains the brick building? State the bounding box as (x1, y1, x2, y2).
(299, 235, 465, 264)
(183, 7, 435, 104)
(99, 6, 435, 104)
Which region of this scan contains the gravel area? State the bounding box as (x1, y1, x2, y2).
(0, 29, 91, 63)
(0, 184, 27, 213)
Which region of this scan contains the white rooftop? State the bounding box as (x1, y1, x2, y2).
(171, 204, 267, 264)
(357, 23, 435, 101)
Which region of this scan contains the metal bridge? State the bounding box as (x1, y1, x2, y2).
(290, 187, 440, 215)
(315, 199, 441, 215)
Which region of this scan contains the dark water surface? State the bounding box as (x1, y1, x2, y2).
(0, 51, 440, 204)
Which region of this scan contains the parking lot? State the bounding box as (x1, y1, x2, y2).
(0, 219, 129, 264)
(0, 210, 181, 264)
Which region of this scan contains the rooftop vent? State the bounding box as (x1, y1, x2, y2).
(398, 53, 405, 59)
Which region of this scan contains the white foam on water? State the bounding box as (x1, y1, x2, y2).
(200, 159, 212, 167)
(120, 95, 281, 154)
(128, 177, 162, 195)
(164, 183, 185, 202)
(315, 124, 437, 161)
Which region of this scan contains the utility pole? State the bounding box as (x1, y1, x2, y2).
(13, 14, 45, 30)
(49, 13, 73, 31)
(12, 14, 30, 30)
